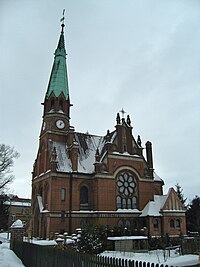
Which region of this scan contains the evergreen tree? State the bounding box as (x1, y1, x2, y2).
(186, 195, 200, 234)
(175, 183, 187, 206)
(76, 224, 107, 254)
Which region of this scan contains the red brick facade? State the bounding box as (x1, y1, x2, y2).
(31, 25, 186, 239)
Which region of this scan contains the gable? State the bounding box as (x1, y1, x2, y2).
(162, 187, 185, 211)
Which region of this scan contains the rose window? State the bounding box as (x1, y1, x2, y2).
(117, 172, 136, 196)
(116, 172, 137, 209)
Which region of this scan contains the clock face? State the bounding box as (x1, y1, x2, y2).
(56, 119, 65, 129)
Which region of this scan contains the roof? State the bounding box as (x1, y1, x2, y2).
(140, 195, 167, 217)
(45, 25, 69, 99)
(153, 172, 163, 182)
(54, 132, 106, 173)
(108, 236, 148, 241)
(4, 201, 31, 207)
(53, 131, 166, 181)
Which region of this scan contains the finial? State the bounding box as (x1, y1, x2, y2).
(60, 9, 65, 32)
(127, 115, 131, 126)
(116, 113, 120, 124)
(105, 130, 111, 142)
(119, 108, 126, 119)
(137, 135, 142, 147)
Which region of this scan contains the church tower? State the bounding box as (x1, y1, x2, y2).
(31, 18, 186, 239)
(33, 21, 72, 177)
(32, 19, 75, 238)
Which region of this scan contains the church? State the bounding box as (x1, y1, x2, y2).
(31, 21, 186, 239)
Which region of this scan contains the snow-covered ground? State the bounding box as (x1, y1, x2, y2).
(101, 250, 200, 266)
(1, 232, 200, 267)
(0, 233, 25, 267)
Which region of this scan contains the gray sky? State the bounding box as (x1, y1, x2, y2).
(0, 0, 199, 201)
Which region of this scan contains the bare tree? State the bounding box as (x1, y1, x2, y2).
(0, 144, 20, 192)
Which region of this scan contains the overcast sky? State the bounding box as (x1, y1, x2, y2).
(0, 0, 199, 201)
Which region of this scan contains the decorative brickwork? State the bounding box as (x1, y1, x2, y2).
(31, 24, 186, 239)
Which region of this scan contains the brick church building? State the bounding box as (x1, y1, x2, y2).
(31, 22, 186, 239)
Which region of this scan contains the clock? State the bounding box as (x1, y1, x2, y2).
(56, 119, 65, 129)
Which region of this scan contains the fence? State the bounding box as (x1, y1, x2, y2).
(12, 240, 199, 267)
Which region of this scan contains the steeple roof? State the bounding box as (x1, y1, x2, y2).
(45, 23, 69, 100)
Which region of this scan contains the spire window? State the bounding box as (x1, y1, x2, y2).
(59, 100, 63, 111)
(50, 99, 55, 111)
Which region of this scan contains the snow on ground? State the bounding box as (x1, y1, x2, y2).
(101, 250, 200, 267)
(1, 232, 200, 267)
(0, 233, 25, 267)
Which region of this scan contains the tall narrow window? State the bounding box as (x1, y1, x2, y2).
(61, 188, 66, 201)
(176, 219, 181, 228)
(50, 99, 55, 110)
(127, 199, 132, 209)
(117, 196, 121, 209)
(153, 218, 159, 228)
(59, 100, 63, 111)
(170, 219, 175, 228)
(80, 186, 89, 207)
(132, 197, 137, 209)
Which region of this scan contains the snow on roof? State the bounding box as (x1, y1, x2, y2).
(37, 195, 49, 213)
(4, 201, 31, 207)
(53, 142, 72, 172)
(10, 219, 23, 228)
(116, 209, 141, 214)
(54, 133, 106, 174)
(140, 195, 167, 217)
(53, 132, 164, 178)
(37, 196, 44, 212)
(153, 171, 163, 182)
(75, 132, 105, 173)
(108, 236, 148, 241)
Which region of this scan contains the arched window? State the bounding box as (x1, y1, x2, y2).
(132, 197, 137, 209)
(125, 220, 131, 228)
(176, 219, 181, 228)
(80, 186, 88, 209)
(50, 99, 55, 110)
(59, 100, 63, 111)
(117, 220, 124, 228)
(117, 196, 122, 209)
(127, 199, 132, 209)
(116, 171, 138, 209)
(153, 218, 159, 228)
(170, 219, 175, 228)
(122, 198, 126, 209)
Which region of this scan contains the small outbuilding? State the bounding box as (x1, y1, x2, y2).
(107, 236, 148, 252)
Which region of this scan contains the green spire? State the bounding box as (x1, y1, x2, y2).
(46, 23, 69, 99)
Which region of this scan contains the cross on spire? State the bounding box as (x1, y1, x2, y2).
(119, 108, 126, 118)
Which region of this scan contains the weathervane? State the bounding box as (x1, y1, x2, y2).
(119, 108, 126, 118)
(60, 9, 65, 29)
